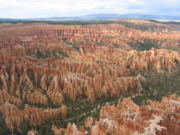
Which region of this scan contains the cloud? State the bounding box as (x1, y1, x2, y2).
(0, 0, 179, 18)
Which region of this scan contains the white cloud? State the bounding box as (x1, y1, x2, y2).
(0, 0, 179, 18)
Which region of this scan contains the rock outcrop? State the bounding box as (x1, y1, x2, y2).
(0, 102, 68, 131)
(54, 94, 180, 135)
(90, 94, 180, 135)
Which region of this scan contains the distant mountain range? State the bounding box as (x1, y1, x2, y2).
(1, 14, 180, 21)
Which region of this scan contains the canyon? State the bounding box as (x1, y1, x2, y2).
(0, 19, 179, 135)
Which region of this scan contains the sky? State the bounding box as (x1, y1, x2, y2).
(0, 0, 179, 18)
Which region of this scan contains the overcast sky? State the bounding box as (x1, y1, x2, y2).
(0, 0, 179, 18)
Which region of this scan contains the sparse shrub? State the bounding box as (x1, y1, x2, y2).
(96, 41, 105, 46)
(132, 71, 180, 105)
(113, 44, 121, 48)
(138, 41, 158, 51)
